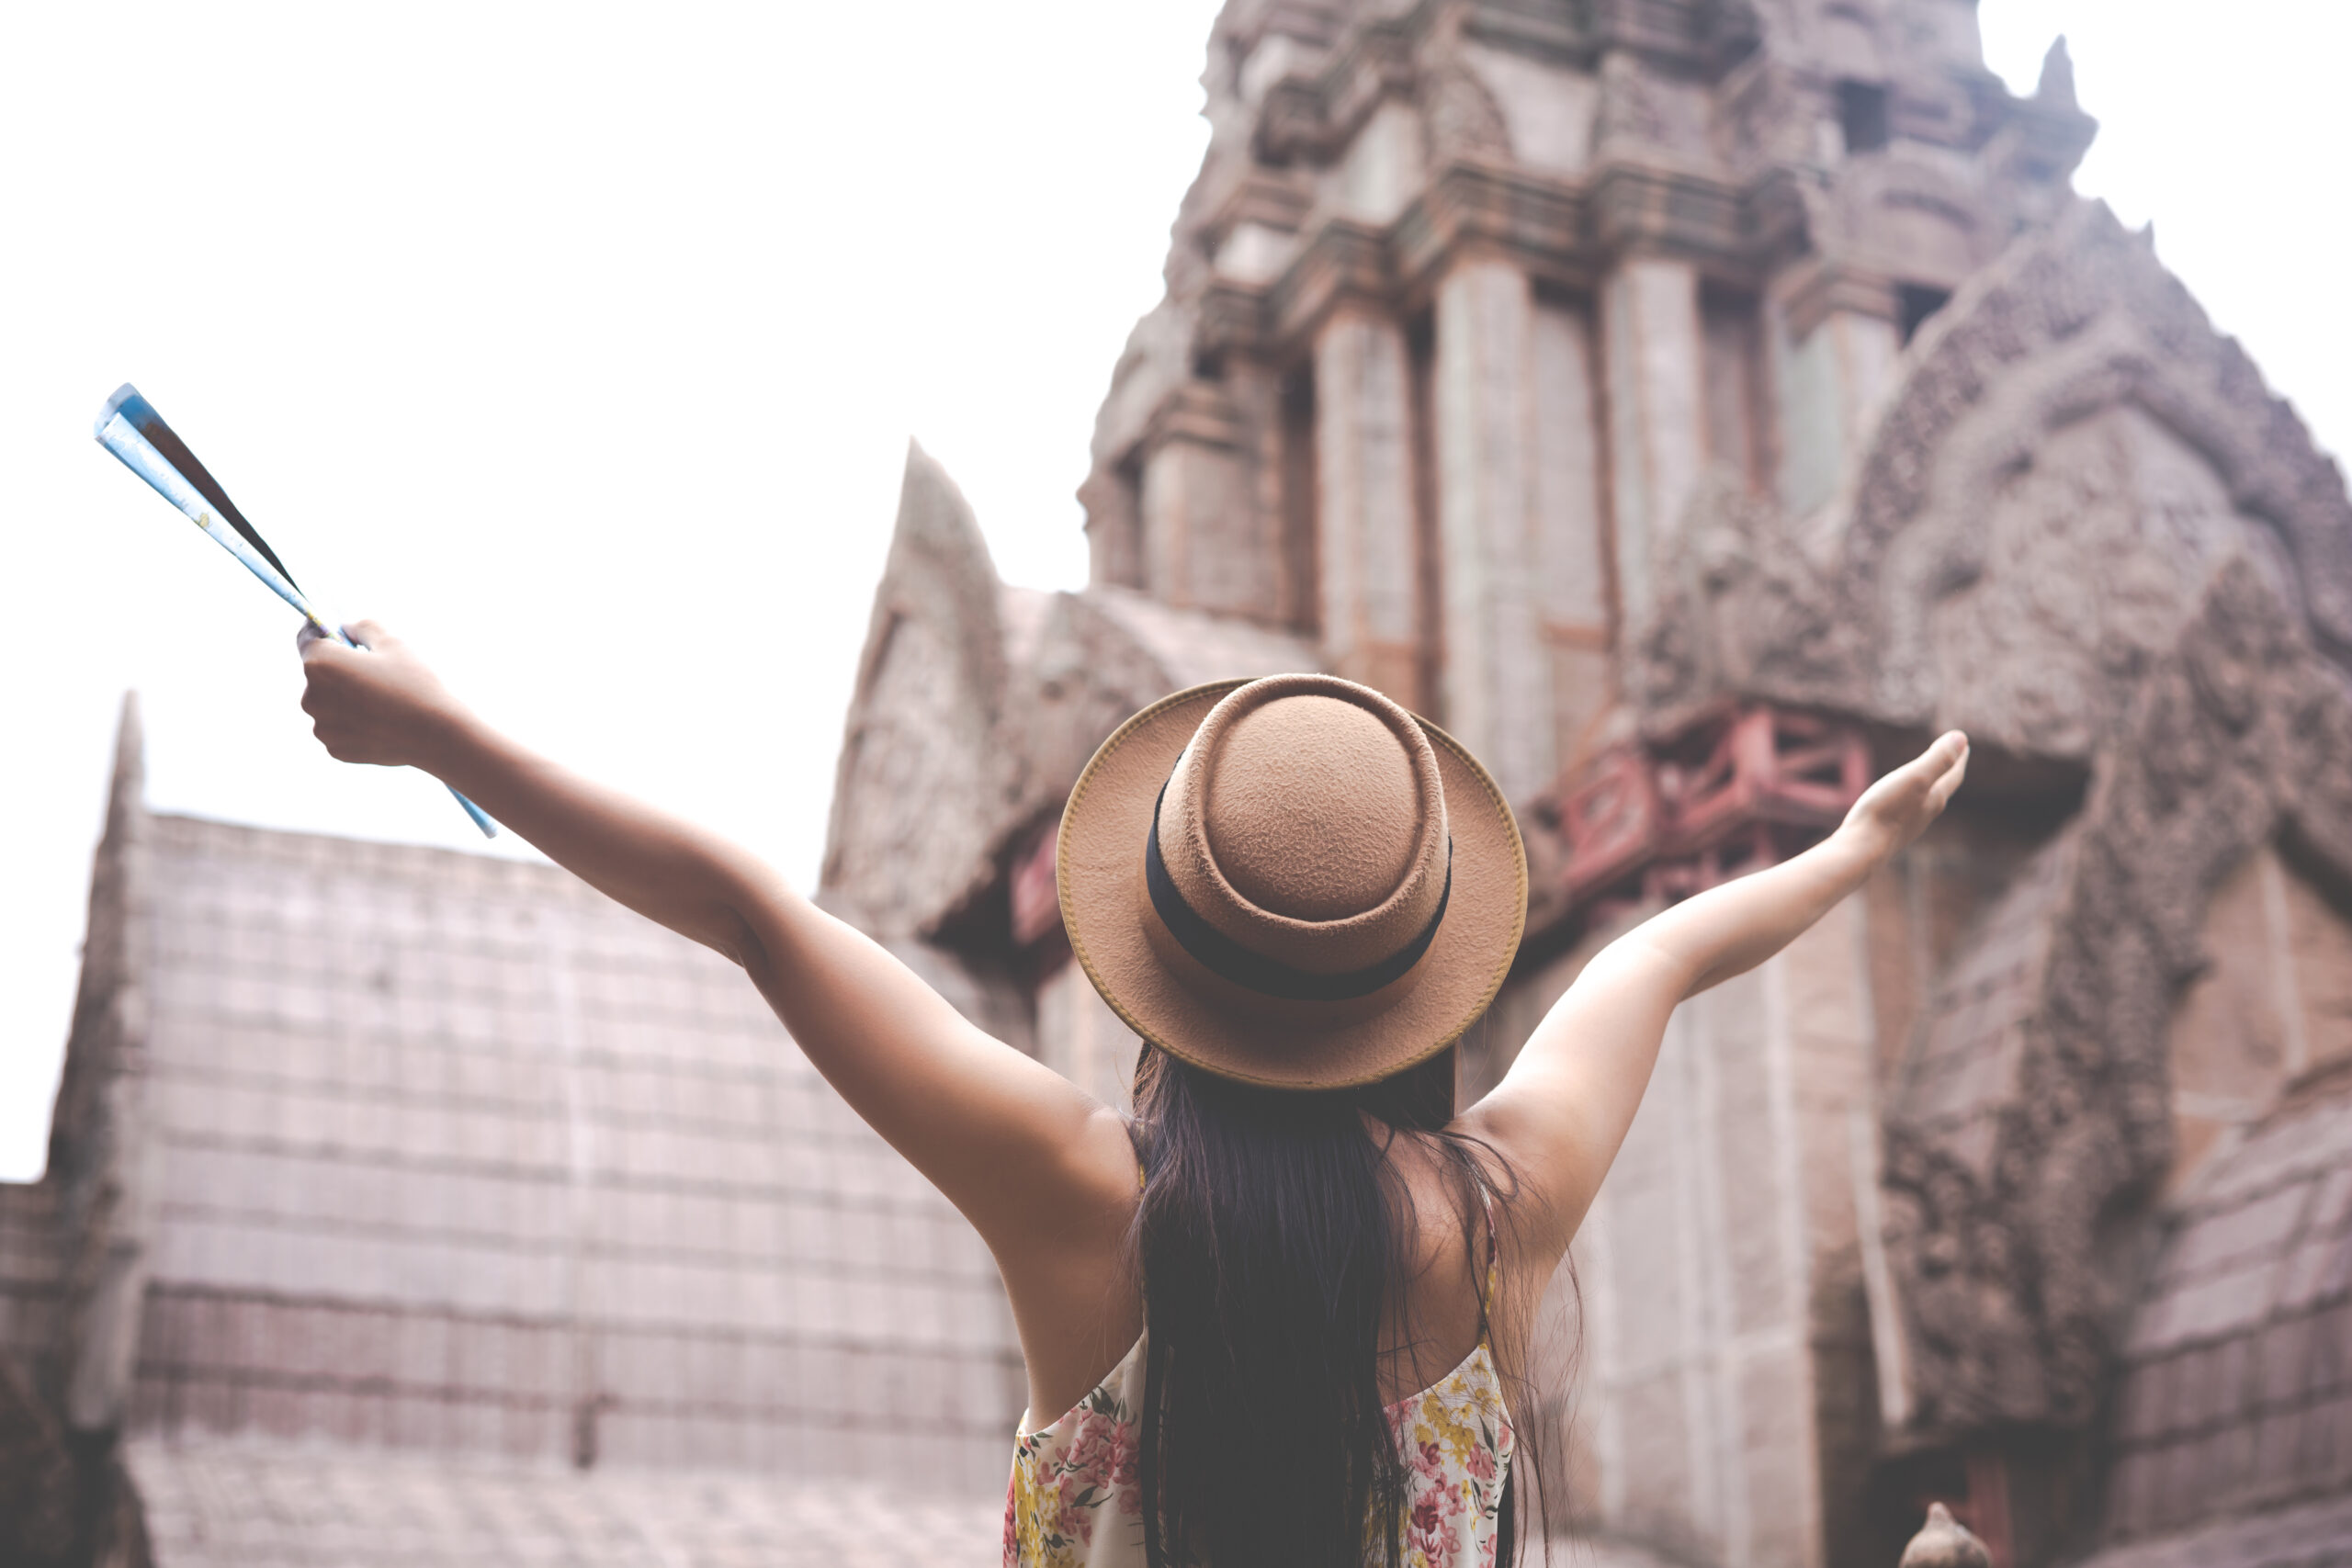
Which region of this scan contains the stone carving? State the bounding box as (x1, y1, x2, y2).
(1596, 50, 1669, 148)
(1881, 558, 2352, 1432)
(1634, 472, 1871, 735)
(820, 444, 1015, 940)
(1714, 55, 1817, 174)
(1419, 62, 1511, 164)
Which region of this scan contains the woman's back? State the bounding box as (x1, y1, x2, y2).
(1004, 1130, 1517, 1566)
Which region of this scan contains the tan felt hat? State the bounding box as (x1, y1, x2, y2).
(1057, 673, 1528, 1090)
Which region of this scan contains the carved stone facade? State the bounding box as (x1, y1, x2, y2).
(820, 5, 2352, 1567)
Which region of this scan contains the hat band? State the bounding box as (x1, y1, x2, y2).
(1144, 782, 1453, 1002)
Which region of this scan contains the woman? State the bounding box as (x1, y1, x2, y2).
(297, 628, 1967, 1566)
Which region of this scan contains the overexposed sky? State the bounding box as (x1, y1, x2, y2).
(2, 2, 2345, 1180)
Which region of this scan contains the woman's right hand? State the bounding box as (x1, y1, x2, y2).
(297, 618, 475, 771)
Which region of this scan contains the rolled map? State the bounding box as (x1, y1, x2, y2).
(95, 384, 497, 838)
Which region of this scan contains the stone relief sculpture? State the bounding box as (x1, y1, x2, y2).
(1883, 558, 2352, 1429)
(1595, 48, 1671, 149)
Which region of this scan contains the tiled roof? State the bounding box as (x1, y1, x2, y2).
(2077, 1489, 2352, 1568)
(2100, 1085, 2352, 1549)
(126, 812, 1021, 1495)
(123, 1436, 1702, 1568)
(127, 1437, 1005, 1567)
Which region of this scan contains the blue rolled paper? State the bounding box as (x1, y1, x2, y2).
(95, 384, 498, 839)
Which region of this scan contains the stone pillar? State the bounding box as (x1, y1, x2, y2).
(1433, 258, 1552, 802)
(1770, 294, 1900, 520)
(1431, 262, 1616, 798)
(1080, 464, 1145, 591)
(1313, 304, 1424, 705)
(1530, 299, 1614, 772)
(1139, 378, 1286, 624)
(1601, 257, 1708, 636)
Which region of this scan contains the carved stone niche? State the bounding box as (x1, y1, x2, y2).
(1880, 558, 2352, 1437)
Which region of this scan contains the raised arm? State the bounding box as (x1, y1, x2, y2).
(293, 622, 1140, 1259)
(1464, 731, 1970, 1257)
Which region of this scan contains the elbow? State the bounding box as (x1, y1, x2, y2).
(1614, 932, 1712, 1002)
(706, 904, 771, 973)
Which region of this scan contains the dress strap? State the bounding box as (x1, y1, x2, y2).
(1472, 1173, 1499, 1306)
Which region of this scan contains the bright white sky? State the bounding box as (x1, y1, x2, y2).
(2, 2, 2345, 1180)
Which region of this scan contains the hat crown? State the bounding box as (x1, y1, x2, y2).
(1203, 696, 1422, 922)
(1156, 674, 1451, 978)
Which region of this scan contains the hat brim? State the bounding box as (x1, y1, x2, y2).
(1057, 680, 1528, 1090)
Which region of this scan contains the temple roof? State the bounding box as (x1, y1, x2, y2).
(2098, 1081, 2352, 1552)
(126, 1437, 1002, 1567)
(112, 810, 1017, 1487)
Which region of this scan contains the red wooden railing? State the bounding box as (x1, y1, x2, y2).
(1545, 703, 1871, 912)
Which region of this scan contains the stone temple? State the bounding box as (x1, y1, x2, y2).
(9, 2, 2352, 1565)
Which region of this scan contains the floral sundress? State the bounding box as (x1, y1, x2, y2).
(1002, 1199, 1515, 1567)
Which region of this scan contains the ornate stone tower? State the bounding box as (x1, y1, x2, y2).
(1074, 0, 2091, 802)
(817, 6, 2352, 1566)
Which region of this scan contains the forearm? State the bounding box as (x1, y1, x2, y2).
(423, 712, 774, 964)
(1473, 733, 1964, 1258)
(1625, 824, 1880, 998)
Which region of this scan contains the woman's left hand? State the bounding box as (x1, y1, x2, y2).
(1838, 729, 1970, 862)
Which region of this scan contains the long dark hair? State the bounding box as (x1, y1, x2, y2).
(1128, 1042, 1552, 1567)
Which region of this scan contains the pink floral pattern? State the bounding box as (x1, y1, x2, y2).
(1002, 1334, 1515, 1566)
